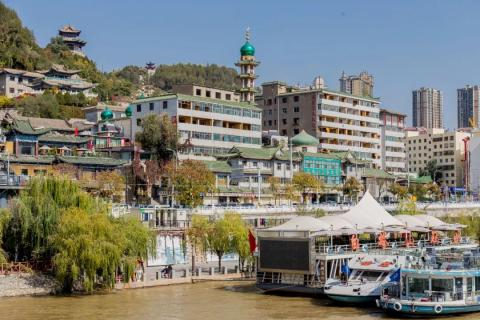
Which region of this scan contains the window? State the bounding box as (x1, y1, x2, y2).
(206, 90, 211, 97)
(294, 96, 299, 102)
(215, 92, 221, 99)
(136, 119, 142, 126)
(268, 109, 272, 115)
(163, 101, 168, 109)
(277, 163, 281, 170)
(149, 102, 154, 111)
(407, 277, 429, 295)
(9, 88, 14, 94)
(226, 94, 231, 100)
(282, 129, 287, 136)
(20, 145, 33, 155)
(136, 104, 141, 112)
(282, 119, 287, 125)
(293, 128, 299, 135)
(282, 97, 287, 103)
(21, 169, 28, 176)
(294, 107, 300, 112)
(253, 162, 258, 167)
(293, 118, 300, 125)
(282, 108, 287, 113)
(268, 120, 272, 126)
(9, 76, 15, 81)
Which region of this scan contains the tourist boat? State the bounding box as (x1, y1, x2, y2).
(377, 248, 480, 316)
(323, 252, 420, 304)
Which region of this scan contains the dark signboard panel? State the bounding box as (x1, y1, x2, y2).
(259, 239, 310, 272)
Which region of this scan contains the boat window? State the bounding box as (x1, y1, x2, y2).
(476, 277, 480, 292)
(467, 278, 473, 296)
(431, 278, 453, 294)
(401, 275, 407, 297)
(360, 271, 383, 281)
(407, 277, 429, 296)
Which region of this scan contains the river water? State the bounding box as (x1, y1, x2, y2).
(1, 281, 479, 320)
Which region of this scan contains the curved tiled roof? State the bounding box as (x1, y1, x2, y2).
(291, 130, 319, 146)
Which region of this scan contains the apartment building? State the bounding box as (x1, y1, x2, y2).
(258, 81, 382, 167)
(412, 87, 443, 129)
(339, 71, 374, 97)
(380, 108, 406, 174)
(405, 128, 470, 188)
(457, 85, 480, 128)
(131, 84, 262, 159)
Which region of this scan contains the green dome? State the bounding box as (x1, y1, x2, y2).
(291, 130, 319, 147)
(125, 105, 132, 117)
(240, 41, 255, 56)
(101, 107, 113, 121)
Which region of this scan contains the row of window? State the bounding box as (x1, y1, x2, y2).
(319, 104, 380, 119)
(179, 130, 261, 145)
(136, 101, 168, 112)
(195, 88, 233, 101)
(264, 96, 300, 106)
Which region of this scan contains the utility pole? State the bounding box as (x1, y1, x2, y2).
(167, 148, 178, 207)
(257, 167, 261, 205)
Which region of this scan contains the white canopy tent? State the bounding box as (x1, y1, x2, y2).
(414, 214, 462, 231)
(395, 215, 431, 233)
(339, 190, 404, 230)
(267, 216, 331, 232)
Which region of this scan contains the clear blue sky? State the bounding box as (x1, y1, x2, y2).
(4, 0, 480, 129)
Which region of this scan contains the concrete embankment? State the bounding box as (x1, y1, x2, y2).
(0, 273, 59, 297)
(115, 273, 248, 290)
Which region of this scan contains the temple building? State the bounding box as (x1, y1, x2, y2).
(0, 64, 96, 98)
(235, 29, 260, 103)
(58, 25, 87, 56)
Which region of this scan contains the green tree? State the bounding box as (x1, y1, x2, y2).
(395, 198, 422, 215)
(15, 93, 62, 119)
(51, 208, 154, 293)
(425, 182, 442, 201)
(283, 183, 299, 205)
(208, 213, 248, 269)
(388, 183, 408, 200)
(3, 176, 100, 262)
(95, 171, 125, 202)
(408, 184, 427, 201)
(135, 113, 179, 161)
(186, 215, 211, 274)
(292, 172, 322, 203)
(420, 160, 441, 182)
(168, 160, 215, 208)
(267, 176, 281, 205)
(342, 176, 364, 202)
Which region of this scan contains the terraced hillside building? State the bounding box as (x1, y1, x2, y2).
(131, 84, 262, 159)
(258, 80, 382, 167)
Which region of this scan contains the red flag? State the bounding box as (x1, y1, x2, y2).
(74, 127, 79, 136)
(248, 229, 256, 254)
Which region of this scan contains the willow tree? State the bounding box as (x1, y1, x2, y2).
(51, 208, 154, 293)
(3, 175, 103, 262)
(208, 213, 249, 269)
(186, 215, 211, 274)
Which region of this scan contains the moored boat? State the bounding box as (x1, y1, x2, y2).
(378, 248, 480, 316)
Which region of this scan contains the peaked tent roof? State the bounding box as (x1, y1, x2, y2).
(267, 216, 331, 232)
(395, 215, 431, 232)
(339, 190, 404, 229)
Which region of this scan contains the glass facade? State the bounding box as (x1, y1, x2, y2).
(302, 155, 341, 185)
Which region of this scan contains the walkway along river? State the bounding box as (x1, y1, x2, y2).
(1, 281, 480, 320)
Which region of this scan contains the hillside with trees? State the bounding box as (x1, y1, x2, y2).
(0, 1, 240, 109)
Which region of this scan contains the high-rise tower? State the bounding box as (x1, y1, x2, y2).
(412, 87, 443, 129)
(235, 28, 259, 103)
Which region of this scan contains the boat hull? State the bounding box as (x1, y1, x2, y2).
(379, 300, 480, 316)
(326, 294, 378, 304)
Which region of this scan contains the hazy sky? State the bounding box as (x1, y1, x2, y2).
(5, 0, 480, 129)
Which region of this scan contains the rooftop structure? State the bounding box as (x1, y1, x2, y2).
(339, 71, 374, 98)
(235, 28, 260, 104)
(58, 25, 86, 56)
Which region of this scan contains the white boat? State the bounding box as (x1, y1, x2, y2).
(324, 252, 420, 304)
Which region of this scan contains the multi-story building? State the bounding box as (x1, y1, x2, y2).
(380, 108, 406, 174)
(457, 85, 480, 128)
(339, 71, 374, 97)
(131, 84, 262, 159)
(58, 25, 87, 56)
(258, 80, 382, 167)
(0, 64, 96, 98)
(405, 128, 470, 188)
(412, 87, 443, 129)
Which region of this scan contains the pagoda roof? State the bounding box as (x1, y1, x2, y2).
(0, 154, 55, 164)
(38, 133, 91, 144)
(203, 160, 232, 173)
(37, 64, 80, 75)
(59, 25, 81, 33)
(217, 146, 302, 161)
(57, 155, 127, 167)
(9, 119, 51, 135)
(62, 37, 87, 45)
(0, 68, 43, 78)
(361, 168, 395, 180)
